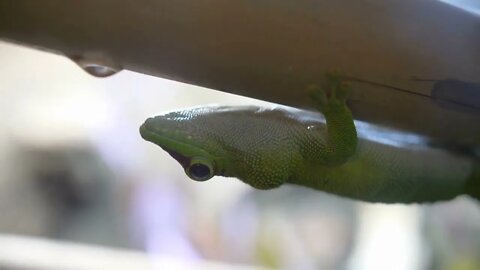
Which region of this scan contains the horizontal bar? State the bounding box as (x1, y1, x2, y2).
(0, 0, 479, 150)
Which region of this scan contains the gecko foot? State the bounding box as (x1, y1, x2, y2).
(308, 71, 350, 114)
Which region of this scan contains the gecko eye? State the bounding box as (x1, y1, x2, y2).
(186, 157, 214, 181)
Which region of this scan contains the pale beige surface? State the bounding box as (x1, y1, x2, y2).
(0, 234, 271, 270)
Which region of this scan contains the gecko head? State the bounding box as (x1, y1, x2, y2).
(140, 106, 291, 190)
(139, 107, 234, 182)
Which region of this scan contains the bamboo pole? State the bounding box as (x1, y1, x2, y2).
(0, 1, 479, 149)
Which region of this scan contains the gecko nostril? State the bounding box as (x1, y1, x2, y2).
(142, 118, 155, 130)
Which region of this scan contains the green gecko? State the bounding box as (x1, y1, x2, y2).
(140, 72, 480, 203)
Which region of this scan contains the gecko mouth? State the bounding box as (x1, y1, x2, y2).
(162, 148, 191, 168)
(140, 124, 190, 168)
(140, 121, 215, 172)
(140, 123, 217, 182)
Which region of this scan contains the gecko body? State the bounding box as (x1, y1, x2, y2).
(140, 74, 480, 203)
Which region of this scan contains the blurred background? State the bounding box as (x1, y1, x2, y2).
(0, 32, 479, 270)
(439, 0, 480, 14)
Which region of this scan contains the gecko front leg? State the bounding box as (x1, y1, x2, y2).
(307, 71, 358, 165)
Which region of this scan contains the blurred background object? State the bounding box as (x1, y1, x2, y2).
(439, 0, 480, 14)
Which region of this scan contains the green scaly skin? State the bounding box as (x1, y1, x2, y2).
(140, 72, 480, 204)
